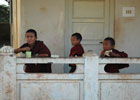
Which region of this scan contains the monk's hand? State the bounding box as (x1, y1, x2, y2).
(22, 47, 30, 52)
(109, 52, 120, 57)
(100, 50, 106, 57)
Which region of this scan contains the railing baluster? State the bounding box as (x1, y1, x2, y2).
(84, 52, 99, 100)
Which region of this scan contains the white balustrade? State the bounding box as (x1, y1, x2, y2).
(0, 52, 140, 100)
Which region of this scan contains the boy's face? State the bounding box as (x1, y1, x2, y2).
(71, 36, 80, 46)
(103, 40, 114, 51)
(25, 32, 37, 45)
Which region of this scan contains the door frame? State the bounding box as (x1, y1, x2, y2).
(65, 0, 115, 56)
(11, 0, 21, 48)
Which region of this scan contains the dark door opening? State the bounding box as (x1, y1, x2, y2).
(0, 0, 11, 47)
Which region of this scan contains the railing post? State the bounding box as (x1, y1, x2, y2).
(84, 52, 99, 100)
(0, 54, 16, 100)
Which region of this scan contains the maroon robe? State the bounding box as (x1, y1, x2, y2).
(20, 40, 52, 73)
(69, 44, 84, 73)
(103, 49, 129, 73)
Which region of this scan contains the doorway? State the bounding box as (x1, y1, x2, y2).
(64, 0, 115, 72)
(0, 0, 11, 47)
(65, 0, 115, 56)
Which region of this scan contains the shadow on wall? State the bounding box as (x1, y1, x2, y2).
(120, 64, 140, 74)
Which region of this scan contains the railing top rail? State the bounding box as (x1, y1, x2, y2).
(16, 56, 140, 64)
(99, 58, 140, 64)
(16, 57, 85, 64)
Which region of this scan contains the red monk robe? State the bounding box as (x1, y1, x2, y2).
(104, 49, 129, 73)
(20, 40, 52, 73)
(69, 44, 84, 73)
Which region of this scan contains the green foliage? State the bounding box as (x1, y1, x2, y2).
(0, 4, 10, 23)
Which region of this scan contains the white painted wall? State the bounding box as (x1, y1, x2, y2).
(21, 0, 65, 73)
(115, 0, 140, 73)
(21, 0, 65, 57)
(20, 0, 140, 73)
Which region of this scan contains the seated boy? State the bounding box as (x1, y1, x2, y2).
(69, 33, 85, 73)
(100, 37, 129, 73)
(14, 29, 52, 73)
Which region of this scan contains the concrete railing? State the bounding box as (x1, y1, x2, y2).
(0, 52, 140, 100)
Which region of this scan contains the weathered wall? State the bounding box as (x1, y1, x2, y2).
(115, 0, 140, 73)
(21, 0, 65, 57)
(21, 0, 65, 73)
(20, 0, 140, 73)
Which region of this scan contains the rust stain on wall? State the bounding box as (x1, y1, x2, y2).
(120, 74, 132, 82)
(6, 83, 12, 94)
(123, 18, 136, 24)
(6, 72, 11, 78)
(40, 7, 48, 13)
(37, 74, 44, 78)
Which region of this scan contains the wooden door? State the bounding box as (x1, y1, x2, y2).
(65, 0, 115, 56)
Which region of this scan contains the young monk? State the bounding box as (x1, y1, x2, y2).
(100, 37, 129, 73)
(69, 33, 84, 73)
(14, 29, 52, 73)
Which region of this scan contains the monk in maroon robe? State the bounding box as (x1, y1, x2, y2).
(14, 29, 52, 73)
(69, 33, 84, 73)
(20, 40, 52, 73)
(100, 37, 129, 73)
(70, 44, 84, 57)
(103, 49, 129, 73)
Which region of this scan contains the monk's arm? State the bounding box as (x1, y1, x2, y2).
(119, 52, 128, 57)
(14, 48, 23, 54)
(109, 52, 121, 57)
(38, 54, 49, 57)
(14, 47, 30, 54)
(109, 52, 128, 58)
